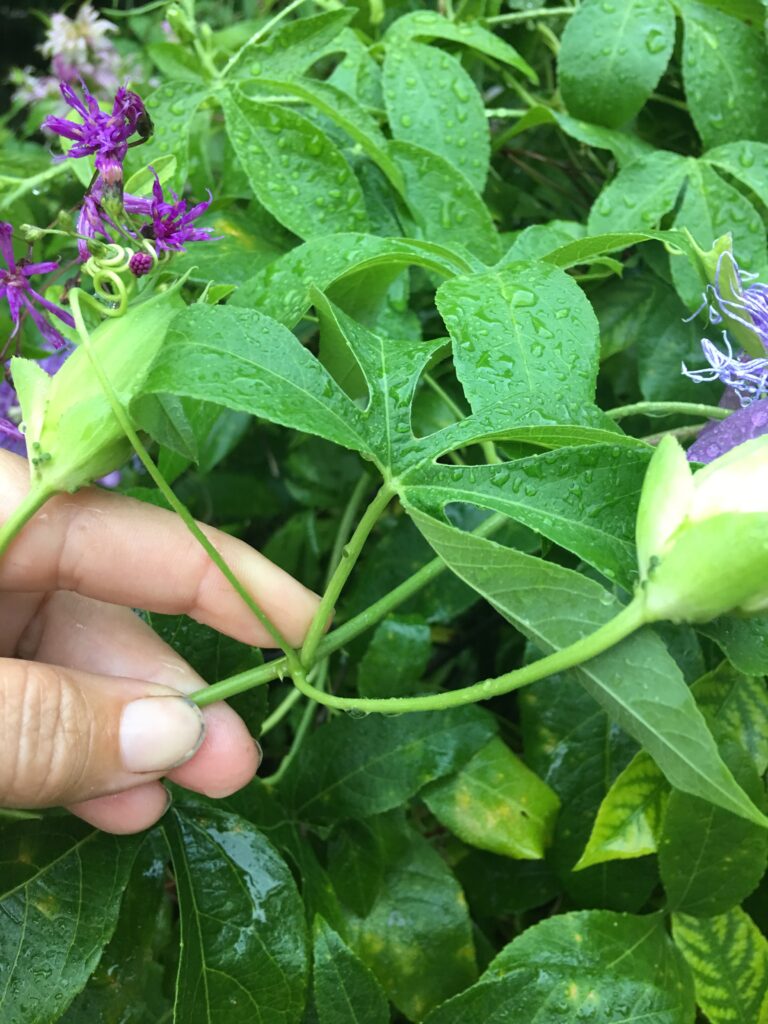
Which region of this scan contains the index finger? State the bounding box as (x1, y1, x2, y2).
(0, 450, 319, 647)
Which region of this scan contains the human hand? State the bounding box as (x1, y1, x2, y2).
(0, 450, 319, 834)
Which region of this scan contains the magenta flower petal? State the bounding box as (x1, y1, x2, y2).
(0, 220, 73, 347)
(687, 399, 768, 463)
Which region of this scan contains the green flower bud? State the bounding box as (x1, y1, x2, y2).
(636, 434, 768, 622)
(12, 287, 185, 494)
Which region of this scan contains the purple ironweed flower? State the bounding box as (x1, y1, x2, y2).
(0, 223, 74, 350)
(124, 171, 214, 252)
(0, 376, 24, 456)
(42, 81, 149, 185)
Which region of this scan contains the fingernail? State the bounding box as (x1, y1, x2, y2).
(120, 696, 205, 773)
(254, 739, 263, 769)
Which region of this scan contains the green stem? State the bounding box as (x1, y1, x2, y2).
(606, 401, 731, 422)
(265, 662, 328, 785)
(300, 481, 395, 668)
(260, 687, 303, 735)
(0, 486, 55, 560)
(69, 290, 301, 670)
(191, 513, 504, 708)
(291, 598, 647, 714)
(486, 5, 575, 24)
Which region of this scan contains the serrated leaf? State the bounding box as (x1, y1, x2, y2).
(232, 233, 478, 321)
(222, 88, 368, 238)
(390, 141, 500, 264)
(0, 820, 140, 1024)
(384, 10, 536, 82)
(658, 742, 768, 916)
(411, 511, 768, 829)
(275, 707, 495, 824)
(423, 736, 560, 859)
(671, 162, 767, 307)
(312, 918, 389, 1024)
(680, 0, 768, 148)
(336, 813, 477, 1021)
(575, 751, 669, 870)
(434, 261, 600, 424)
(424, 911, 695, 1024)
(558, 0, 675, 129)
(165, 806, 309, 1024)
(672, 907, 768, 1024)
(504, 105, 652, 167)
(383, 41, 489, 192)
(226, 9, 354, 81)
(692, 661, 768, 774)
(588, 151, 690, 234)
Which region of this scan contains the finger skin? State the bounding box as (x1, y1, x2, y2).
(0, 659, 203, 808)
(0, 591, 261, 829)
(0, 449, 319, 647)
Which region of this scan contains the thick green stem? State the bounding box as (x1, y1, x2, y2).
(300, 481, 395, 668)
(606, 401, 731, 422)
(0, 486, 56, 560)
(191, 513, 503, 707)
(290, 598, 647, 714)
(69, 290, 301, 670)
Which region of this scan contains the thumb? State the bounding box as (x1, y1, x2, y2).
(0, 658, 205, 808)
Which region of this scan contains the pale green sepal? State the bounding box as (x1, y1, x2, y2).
(691, 433, 768, 519)
(19, 287, 186, 493)
(643, 513, 768, 623)
(635, 434, 693, 580)
(9, 357, 52, 462)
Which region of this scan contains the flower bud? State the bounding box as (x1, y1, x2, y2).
(12, 286, 185, 494)
(636, 434, 768, 622)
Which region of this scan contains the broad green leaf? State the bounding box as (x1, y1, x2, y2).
(0, 820, 140, 1024)
(704, 140, 768, 212)
(172, 207, 289, 285)
(384, 10, 536, 82)
(588, 151, 690, 234)
(671, 162, 767, 307)
(132, 81, 210, 184)
(658, 743, 768, 916)
(423, 736, 560, 859)
(233, 233, 478, 321)
(502, 220, 585, 263)
(692, 661, 768, 774)
(221, 88, 368, 238)
(455, 852, 560, 919)
(147, 40, 208, 82)
(337, 812, 477, 1021)
(412, 512, 768, 829)
(700, 614, 768, 677)
(275, 707, 495, 824)
(402, 444, 649, 588)
(672, 907, 768, 1024)
(226, 10, 354, 80)
(383, 41, 489, 192)
(521, 670, 656, 910)
(357, 614, 432, 699)
(575, 751, 669, 870)
(165, 807, 309, 1024)
(328, 28, 383, 109)
(558, 0, 675, 128)
(543, 230, 671, 270)
(424, 911, 695, 1024)
(312, 918, 389, 1024)
(60, 836, 171, 1024)
(504, 105, 652, 167)
(435, 262, 600, 424)
(680, 0, 768, 148)
(140, 304, 369, 454)
(390, 141, 501, 264)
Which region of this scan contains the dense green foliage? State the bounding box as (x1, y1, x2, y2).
(2, 1, 768, 1021)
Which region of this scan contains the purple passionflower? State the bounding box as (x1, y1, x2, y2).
(681, 251, 768, 462)
(124, 170, 214, 253)
(42, 81, 149, 185)
(0, 223, 74, 350)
